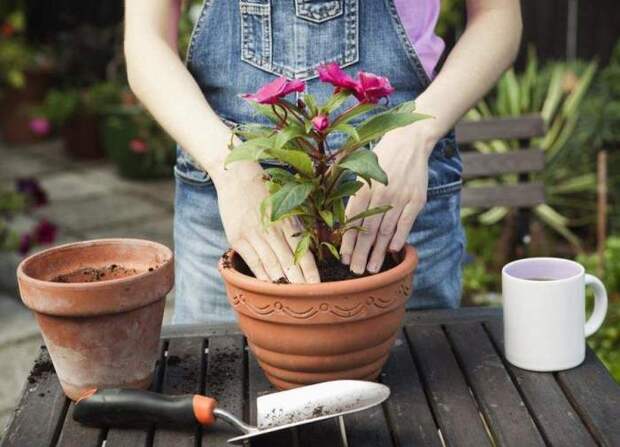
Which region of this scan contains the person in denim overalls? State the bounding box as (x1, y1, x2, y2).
(124, 0, 522, 324)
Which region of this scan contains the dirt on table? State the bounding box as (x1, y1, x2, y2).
(51, 264, 139, 283)
(27, 348, 55, 384)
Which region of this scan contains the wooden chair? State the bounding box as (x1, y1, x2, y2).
(455, 114, 547, 258)
(456, 114, 546, 208)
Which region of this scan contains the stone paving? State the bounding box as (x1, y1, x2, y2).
(0, 139, 176, 437)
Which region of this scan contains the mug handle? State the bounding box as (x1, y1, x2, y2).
(584, 274, 608, 337)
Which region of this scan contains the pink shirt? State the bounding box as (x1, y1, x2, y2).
(393, 0, 445, 78)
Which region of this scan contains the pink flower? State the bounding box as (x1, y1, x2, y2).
(317, 63, 358, 92)
(29, 117, 51, 136)
(33, 219, 57, 245)
(129, 138, 148, 154)
(311, 115, 329, 132)
(355, 72, 395, 103)
(18, 233, 31, 256)
(242, 77, 306, 105)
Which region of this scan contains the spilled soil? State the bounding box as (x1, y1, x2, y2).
(51, 264, 140, 283)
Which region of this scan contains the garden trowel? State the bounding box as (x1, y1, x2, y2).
(73, 380, 390, 445)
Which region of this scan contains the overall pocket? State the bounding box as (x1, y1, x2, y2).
(239, 0, 359, 80)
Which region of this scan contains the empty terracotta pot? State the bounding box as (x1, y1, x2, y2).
(218, 245, 417, 389)
(17, 239, 174, 400)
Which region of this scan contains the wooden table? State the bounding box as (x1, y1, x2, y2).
(2, 308, 619, 447)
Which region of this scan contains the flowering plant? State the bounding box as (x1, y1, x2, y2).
(226, 64, 428, 264)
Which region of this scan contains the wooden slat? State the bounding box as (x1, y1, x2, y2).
(247, 353, 296, 447)
(152, 338, 205, 447)
(456, 115, 546, 144)
(56, 403, 106, 447)
(1, 347, 69, 447)
(485, 320, 597, 446)
(445, 323, 545, 447)
(161, 323, 241, 339)
(201, 335, 245, 447)
(557, 349, 620, 446)
(380, 331, 441, 446)
(104, 341, 167, 447)
(461, 149, 545, 178)
(344, 400, 393, 447)
(405, 325, 492, 447)
(404, 307, 502, 325)
(461, 182, 545, 208)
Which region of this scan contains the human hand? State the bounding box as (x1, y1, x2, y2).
(340, 123, 439, 274)
(212, 161, 320, 283)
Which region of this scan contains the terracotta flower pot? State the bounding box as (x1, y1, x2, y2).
(17, 239, 174, 400)
(218, 245, 418, 389)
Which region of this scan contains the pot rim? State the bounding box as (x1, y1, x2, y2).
(218, 244, 418, 296)
(17, 238, 173, 290)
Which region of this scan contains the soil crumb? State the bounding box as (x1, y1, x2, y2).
(28, 356, 55, 384)
(232, 251, 400, 282)
(52, 264, 139, 283)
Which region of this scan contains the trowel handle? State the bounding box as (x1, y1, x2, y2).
(73, 389, 217, 428)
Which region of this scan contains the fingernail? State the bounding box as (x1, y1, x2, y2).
(367, 264, 378, 273)
(351, 265, 363, 275)
(341, 255, 350, 265)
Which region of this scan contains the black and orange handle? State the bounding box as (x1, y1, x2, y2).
(73, 389, 217, 428)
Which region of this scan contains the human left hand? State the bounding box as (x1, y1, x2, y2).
(340, 122, 440, 274)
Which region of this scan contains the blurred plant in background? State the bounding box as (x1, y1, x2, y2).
(464, 47, 597, 251)
(578, 237, 620, 380)
(0, 179, 57, 256)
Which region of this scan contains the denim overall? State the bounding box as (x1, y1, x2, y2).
(174, 0, 465, 324)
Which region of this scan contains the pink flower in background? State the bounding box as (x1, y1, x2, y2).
(318, 63, 359, 92)
(311, 115, 329, 132)
(16, 178, 48, 207)
(129, 138, 148, 154)
(18, 233, 31, 256)
(242, 77, 306, 104)
(33, 219, 57, 245)
(29, 117, 51, 136)
(355, 72, 395, 103)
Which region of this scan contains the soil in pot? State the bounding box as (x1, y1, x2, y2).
(231, 251, 399, 283)
(51, 264, 139, 283)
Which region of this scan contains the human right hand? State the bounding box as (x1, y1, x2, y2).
(211, 161, 320, 284)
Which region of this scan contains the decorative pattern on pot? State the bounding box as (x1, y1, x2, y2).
(228, 280, 410, 324)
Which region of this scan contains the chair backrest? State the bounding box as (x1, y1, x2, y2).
(455, 114, 546, 208)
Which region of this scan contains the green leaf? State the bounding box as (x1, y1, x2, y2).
(334, 197, 346, 225)
(233, 123, 274, 140)
(331, 103, 376, 127)
(319, 209, 334, 228)
(270, 182, 314, 221)
(345, 205, 392, 224)
(264, 167, 295, 183)
(321, 242, 340, 260)
(225, 137, 274, 166)
(322, 91, 350, 113)
(293, 233, 312, 264)
(250, 102, 281, 123)
(326, 180, 363, 203)
(275, 125, 306, 149)
(303, 94, 318, 116)
(343, 111, 431, 149)
(330, 123, 359, 141)
(338, 150, 388, 185)
(393, 100, 417, 113)
(267, 148, 314, 177)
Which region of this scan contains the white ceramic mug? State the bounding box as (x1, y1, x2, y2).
(502, 257, 608, 371)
